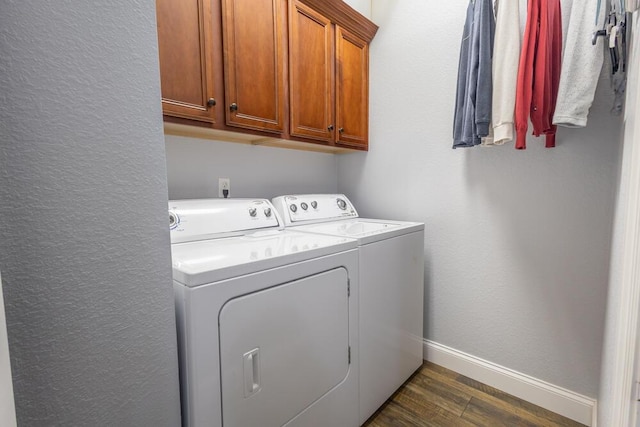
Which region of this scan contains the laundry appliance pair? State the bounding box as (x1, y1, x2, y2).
(169, 194, 424, 427)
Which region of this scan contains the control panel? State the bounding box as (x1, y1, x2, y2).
(272, 194, 358, 226)
(168, 199, 282, 243)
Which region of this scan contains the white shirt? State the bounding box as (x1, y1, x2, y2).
(484, 0, 521, 146)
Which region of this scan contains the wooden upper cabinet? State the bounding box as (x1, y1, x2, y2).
(290, 0, 372, 149)
(335, 26, 369, 149)
(221, 0, 287, 133)
(156, 0, 219, 123)
(156, 0, 377, 152)
(289, 1, 335, 143)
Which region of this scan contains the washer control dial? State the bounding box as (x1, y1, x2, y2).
(169, 211, 179, 229)
(301, 202, 308, 211)
(311, 201, 318, 209)
(249, 208, 257, 217)
(290, 204, 298, 213)
(336, 198, 347, 210)
(264, 207, 272, 217)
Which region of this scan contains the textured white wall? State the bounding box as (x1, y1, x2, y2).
(337, 0, 622, 397)
(0, 1, 181, 425)
(165, 136, 339, 200)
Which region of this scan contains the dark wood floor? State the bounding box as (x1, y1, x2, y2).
(363, 362, 587, 427)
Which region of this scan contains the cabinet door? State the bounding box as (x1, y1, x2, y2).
(222, 0, 287, 133)
(156, 0, 218, 123)
(336, 26, 369, 149)
(289, 0, 335, 143)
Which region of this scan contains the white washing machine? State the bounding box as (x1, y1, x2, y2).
(272, 194, 424, 425)
(169, 198, 360, 427)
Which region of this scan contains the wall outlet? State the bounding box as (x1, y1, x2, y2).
(218, 178, 230, 198)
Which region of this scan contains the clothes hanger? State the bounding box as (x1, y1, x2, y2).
(608, 9, 619, 73)
(592, 0, 627, 75)
(593, 0, 607, 45)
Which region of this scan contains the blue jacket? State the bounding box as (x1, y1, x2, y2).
(453, 0, 495, 148)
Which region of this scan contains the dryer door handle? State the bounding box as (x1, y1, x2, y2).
(243, 348, 261, 397)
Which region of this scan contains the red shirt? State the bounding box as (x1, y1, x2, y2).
(515, 0, 563, 149)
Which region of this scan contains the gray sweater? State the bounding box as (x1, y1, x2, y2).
(553, 0, 606, 127)
(453, 0, 495, 148)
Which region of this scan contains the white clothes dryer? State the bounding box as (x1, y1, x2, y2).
(169, 198, 359, 427)
(272, 194, 424, 425)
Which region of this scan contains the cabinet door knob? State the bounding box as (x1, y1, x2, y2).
(327, 125, 334, 131)
(207, 98, 216, 107)
(338, 127, 344, 133)
(230, 103, 238, 112)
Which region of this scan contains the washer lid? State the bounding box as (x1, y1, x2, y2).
(171, 230, 357, 286)
(294, 219, 424, 244)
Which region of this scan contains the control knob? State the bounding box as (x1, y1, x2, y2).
(169, 212, 179, 229)
(301, 202, 308, 210)
(311, 201, 317, 209)
(289, 204, 298, 213)
(249, 208, 257, 217)
(336, 198, 347, 210)
(264, 208, 272, 217)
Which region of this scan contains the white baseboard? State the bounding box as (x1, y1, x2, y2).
(423, 340, 596, 426)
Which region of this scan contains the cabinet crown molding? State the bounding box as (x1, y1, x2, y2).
(299, 0, 378, 42)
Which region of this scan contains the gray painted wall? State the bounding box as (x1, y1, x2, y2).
(165, 136, 339, 200)
(337, 0, 621, 397)
(0, 1, 181, 425)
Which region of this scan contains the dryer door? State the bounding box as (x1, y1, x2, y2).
(219, 267, 350, 427)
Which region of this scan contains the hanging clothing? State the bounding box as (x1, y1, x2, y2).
(453, 0, 496, 148)
(515, 0, 563, 149)
(483, 0, 521, 146)
(610, 0, 629, 115)
(553, 0, 606, 127)
(626, 0, 640, 11)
